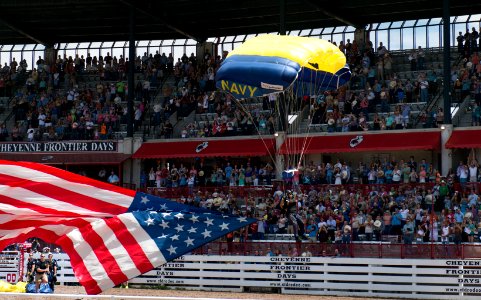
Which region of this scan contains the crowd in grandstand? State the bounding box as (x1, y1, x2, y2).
(142, 154, 481, 247)
(0, 34, 479, 141)
(0, 49, 215, 141)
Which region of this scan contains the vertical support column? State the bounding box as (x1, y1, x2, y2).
(443, 0, 452, 124)
(279, 0, 285, 35)
(129, 136, 143, 189)
(44, 45, 56, 73)
(441, 125, 453, 176)
(127, 8, 136, 137)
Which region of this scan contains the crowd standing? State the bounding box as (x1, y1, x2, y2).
(143, 155, 481, 249)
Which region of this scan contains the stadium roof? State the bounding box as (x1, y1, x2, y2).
(0, 0, 480, 45)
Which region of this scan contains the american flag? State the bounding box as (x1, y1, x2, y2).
(0, 160, 254, 294)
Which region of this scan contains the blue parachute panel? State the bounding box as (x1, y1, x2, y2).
(215, 55, 300, 99)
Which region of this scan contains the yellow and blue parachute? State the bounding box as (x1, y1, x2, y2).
(215, 34, 351, 99)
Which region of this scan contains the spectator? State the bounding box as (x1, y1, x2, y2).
(107, 171, 120, 185)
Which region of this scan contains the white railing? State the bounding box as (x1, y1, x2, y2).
(1, 251, 478, 299)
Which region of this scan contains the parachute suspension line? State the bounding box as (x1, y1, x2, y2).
(294, 68, 325, 171)
(296, 66, 340, 170)
(278, 89, 292, 170)
(295, 69, 317, 169)
(231, 95, 280, 174)
(285, 70, 304, 172)
(280, 87, 297, 171)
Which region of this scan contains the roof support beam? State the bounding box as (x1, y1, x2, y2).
(0, 17, 46, 45)
(119, 0, 198, 41)
(303, 0, 359, 28)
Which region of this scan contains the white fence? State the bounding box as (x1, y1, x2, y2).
(7, 252, 481, 299)
(0, 251, 20, 284)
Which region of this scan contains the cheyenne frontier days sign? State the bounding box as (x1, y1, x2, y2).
(0, 141, 117, 153)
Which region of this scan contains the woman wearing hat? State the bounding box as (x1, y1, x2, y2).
(382, 211, 392, 235)
(364, 215, 374, 241)
(373, 216, 383, 241)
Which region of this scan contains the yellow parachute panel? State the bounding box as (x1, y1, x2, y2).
(227, 34, 346, 74)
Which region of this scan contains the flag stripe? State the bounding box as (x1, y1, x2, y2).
(105, 217, 154, 274)
(76, 222, 129, 286)
(0, 202, 41, 216)
(65, 228, 116, 292)
(117, 214, 166, 268)
(0, 185, 109, 217)
(0, 190, 83, 217)
(0, 160, 135, 196)
(0, 173, 127, 215)
(57, 232, 102, 295)
(39, 224, 80, 236)
(0, 163, 134, 208)
(0, 217, 95, 230)
(90, 219, 141, 279)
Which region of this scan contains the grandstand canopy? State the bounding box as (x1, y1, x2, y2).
(0, 0, 480, 45)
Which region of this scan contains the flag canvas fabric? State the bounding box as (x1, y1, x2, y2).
(0, 160, 255, 294)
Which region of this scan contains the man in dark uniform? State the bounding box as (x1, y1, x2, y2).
(25, 252, 36, 283)
(47, 253, 58, 292)
(278, 191, 307, 241)
(34, 253, 49, 292)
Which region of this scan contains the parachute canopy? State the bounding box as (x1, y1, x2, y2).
(215, 34, 351, 99)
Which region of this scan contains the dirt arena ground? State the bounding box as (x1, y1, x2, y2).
(0, 285, 384, 300)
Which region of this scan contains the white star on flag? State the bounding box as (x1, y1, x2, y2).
(190, 215, 199, 223)
(219, 222, 229, 231)
(204, 217, 214, 226)
(145, 217, 155, 226)
(174, 224, 184, 232)
(140, 196, 150, 204)
(170, 234, 179, 241)
(187, 227, 197, 234)
(159, 220, 170, 229)
(184, 237, 195, 247)
(237, 216, 248, 223)
(201, 229, 212, 238)
(157, 234, 168, 239)
(175, 213, 184, 219)
(160, 204, 168, 210)
(167, 245, 177, 255)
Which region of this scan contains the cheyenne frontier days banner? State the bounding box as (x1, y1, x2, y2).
(0, 141, 117, 153)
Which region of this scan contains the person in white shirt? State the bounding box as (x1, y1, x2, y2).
(419, 76, 429, 102)
(468, 160, 479, 183)
(457, 162, 469, 188)
(38, 112, 46, 127)
(441, 222, 450, 244)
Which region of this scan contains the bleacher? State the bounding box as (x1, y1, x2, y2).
(301, 46, 465, 133)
